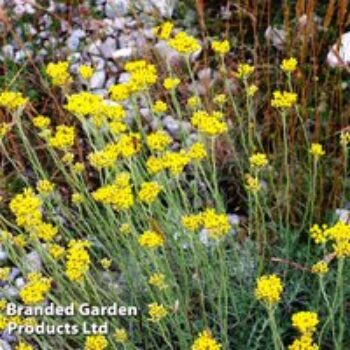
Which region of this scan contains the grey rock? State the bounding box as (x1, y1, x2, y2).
(100, 37, 117, 58)
(67, 29, 85, 51)
(105, 77, 116, 88)
(265, 26, 286, 51)
(1, 285, 18, 298)
(118, 72, 131, 83)
(149, 0, 178, 18)
(88, 40, 102, 56)
(155, 41, 181, 65)
(2, 45, 14, 60)
(228, 214, 240, 226)
(163, 115, 180, 137)
(0, 250, 8, 262)
(89, 70, 106, 89)
(9, 268, 20, 282)
(112, 47, 133, 59)
(15, 277, 25, 289)
(91, 56, 105, 70)
(105, 0, 129, 18)
(22, 251, 42, 272)
(113, 17, 126, 30)
(0, 340, 12, 350)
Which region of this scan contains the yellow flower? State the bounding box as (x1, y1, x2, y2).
(46, 61, 71, 86)
(0, 299, 7, 311)
(187, 95, 201, 108)
(182, 214, 203, 231)
(148, 302, 168, 322)
(32, 115, 51, 129)
(212, 39, 230, 55)
(309, 224, 328, 244)
(32, 222, 58, 242)
(288, 334, 319, 350)
(36, 179, 55, 195)
(138, 230, 164, 248)
(109, 83, 131, 101)
(116, 133, 141, 158)
(72, 192, 84, 205)
(47, 244, 65, 260)
(65, 240, 91, 282)
(324, 221, 350, 241)
(138, 181, 162, 204)
(149, 272, 168, 290)
(191, 110, 227, 136)
(309, 143, 325, 158)
(73, 162, 85, 174)
(0, 267, 10, 280)
(0, 91, 28, 110)
(247, 84, 258, 96)
(249, 153, 268, 168)
(340, 131, 350, 146)
(245, 174, 261, 192)
(281, 57, 298, 73)
(62, 152, 74, 164)
(271, 90, 297, 108)
(153, 21, 174, 40)
(146, 155, 166, 175)
(114, 327, 128, 343)
(100, 258, 112, 270)
(164, 150, 191, 175)
(9, 188, 42, 229)
(235, 63, 254, 79)
(119, 223, 132, 235)
(187, 142, 207, 160)
(65, 91, 103, 118)
(88, 143, 119, 169)
(84, 335, 108, 350)
(0, 122, 11, 139)
(311, 261, 329, 275)
(109, 121, 127, 134)
(20, 272, 51, 305)
(201, 208, 230, 239)
(49, 125, 75, 149)
(15, 342, 34, 350)
(168, 31, 201, 54)
(333, 240, 350, 257)
(146, 130, 172, 152)
(152, 100, 167, 113)
(255, 274, 283, 305)
(191, 329, 222, 350)
(213, 94, 227, 105)
(163, 77, 180, 90)
(291, 311, 319, 335)
(78, 65, 94, 80)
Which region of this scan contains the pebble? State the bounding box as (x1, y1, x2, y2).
(327, 32, 350, 67)
(22, 251, 42, 272)
(112, 47, 133, 59)
(90, 70, 106, 89)
(0, 340, 12, 350)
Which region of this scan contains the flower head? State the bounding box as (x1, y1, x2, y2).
(249, 153, 268, 169)
(310, 143, 325, 159)
(291, 311, 319, 335)
(191, 329, 222, 350)
(271, 90, 297, 108)
(255, 274, 283, 305)
(0, 91, 27, 110)
(32, 115, 51, 129)
(46, 61, 71, 86)
(114, 328, 128, 343)
(84, 335, 108, 350)
(138, 230, 164, 248)
(311, 261, 329, 275)
(153, 21, 174, 40)
(138, 181, 162, 204)
(235, 63, 254, 79)
(78, 65, 94, 80)
(211, 40, 230, 55)
(168, 31, 201, 54)
(164, 77, 180, 90)
(281, 57, 298, 73)
(148, 302, 168, 322)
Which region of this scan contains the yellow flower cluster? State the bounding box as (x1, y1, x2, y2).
(187, 95, 201, 108)
(92, 172, 134, 211)
(311, 261, 329, 275)
(0, 91, 28, 110)
(235, 63, 254, 79)
(46, 61, 71, 86)
(249, 153, 268, 168)
(138, 181, 162, 204)
(211, 40, 230, 55)
(78, 65, 94, 80)
(9, 188, 42, 228)
(245, 174, 261, 192)
(47, 243, 65, 260)
(153, 100, 167, 113)
(124, 60, 157, 92)
(182, 208, 231, 239)
(146, 130, 172, 151)
(148, 302, 168, 322)
(271, 90, 298, 108)
(0, 267, 10, 280)
(36, 179, 55, 195)
(138, 230, 164, 248)
(255, 274, 283, 305)
(153, 21, 174, 40)
(32, 115, 51, 129)
(163, 77, 180, 90)
(247, 84, 258, 96)
(340, 131, 350, 146)
(289, 311, 319, 350)
(84, 335, 108, 350)
(288, 334, 319, 350)
(309, 143, 325, 158)
(187, 142, 207, 160)
(65, 92, 104, 118)
(114, 328, 128, 343)
(213, 94, 227, 105)
(291, 311, 319, 335)
(0, 122, 11, 139)
(325, 221, 350, 257)
(65, 240, 91, 282)
(100, 258, 112, 270)
(191, 110, 227, 136)
(49, 125, 75, 149)
(19, 272, 52, 305)
(149, 272, 168, 290)
(309, 224, 328, 244)
(281, 57, 298, 73)
(15, 342, 34, 350)
(191, 329, 222, 350)
(168, 31, 201, 54)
